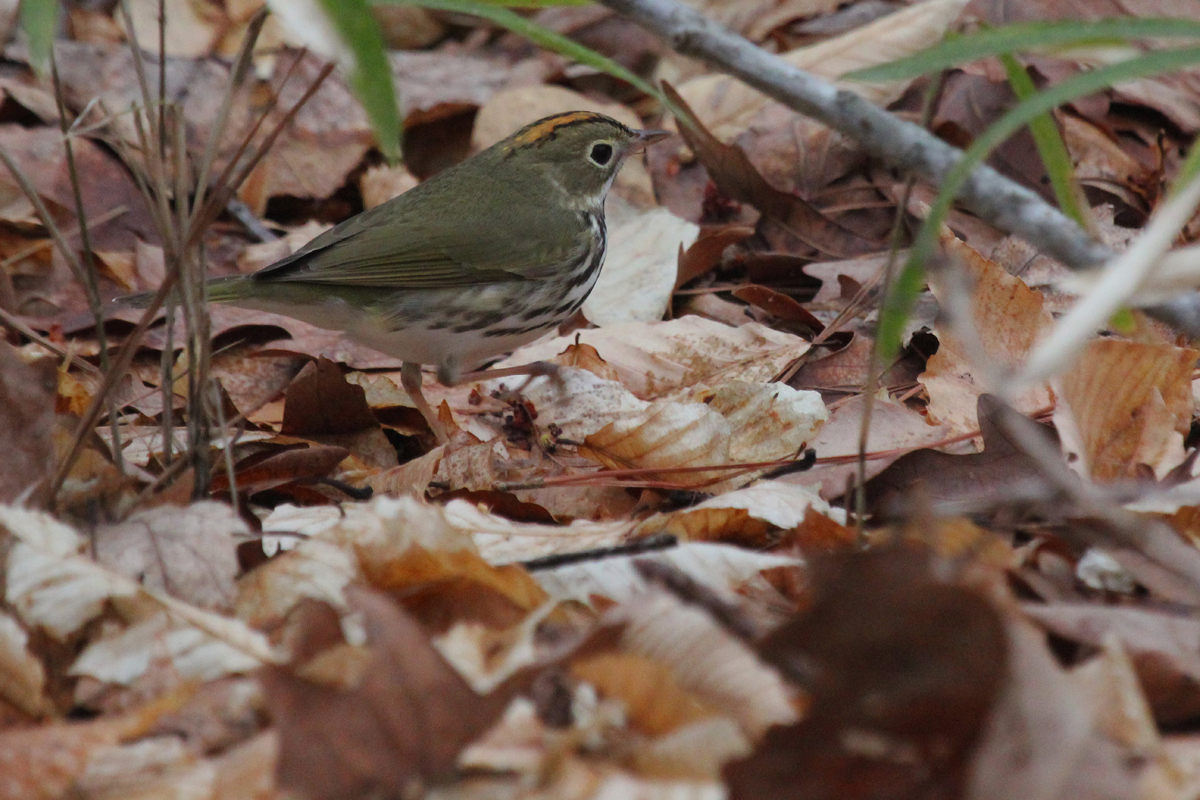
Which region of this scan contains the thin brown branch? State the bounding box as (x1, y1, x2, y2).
(596, 0, 1200, 333)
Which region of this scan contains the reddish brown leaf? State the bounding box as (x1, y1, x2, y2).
(726, 547, 1007, 800)
(676, 224, 756, 289)
(263, 587, 526, 799)
(209, 444, 351, 495)
(664, 83, 881, 259)
(282, 357, 379, 436)
(0, 345, 56, 505)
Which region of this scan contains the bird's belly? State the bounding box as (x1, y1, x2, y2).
(223, 278, 590, 369)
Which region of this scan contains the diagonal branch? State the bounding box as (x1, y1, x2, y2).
(597, 0, 1200, 331)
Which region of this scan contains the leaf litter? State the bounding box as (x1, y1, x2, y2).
(5, 0, 1200, 797)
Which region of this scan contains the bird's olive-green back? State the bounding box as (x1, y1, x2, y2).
(247, 112, 639, 291)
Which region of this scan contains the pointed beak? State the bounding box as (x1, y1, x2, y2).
(630, 128, 672, 152)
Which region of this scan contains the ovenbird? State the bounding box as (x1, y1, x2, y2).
(129, 111, 669, 442)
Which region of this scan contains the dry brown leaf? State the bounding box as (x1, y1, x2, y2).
(866, 395, 1059, 518)
(666, 84, 880, 259)
(730, 548, 1007, 799)
(282, 357, 379, 436)
(584, 203, 699, 326)
(533, 541, 799, 606)
(663, 481, 839, 544)
(263, 588, 526, 799)
(783, 394, 950, 500)
(238, 495, 479, 625)
(0, 612, 47, 718)
(921, 233, 1055, 436)
(581, 398, 732, 486)
(364, 445, 443, 497)
(0, 712, 151, 800)
(0, 345, 55, 505)
(616, 592, 798, 739)
(673, 0, 970, 141)
(1054, 338, 1197, 480)
(93, 501, 244, 611)
(1061, 114, 1157, 212)
(498, 316, 811, 400)
(572, 651, 718, 736)
(359, 543, 549, 629)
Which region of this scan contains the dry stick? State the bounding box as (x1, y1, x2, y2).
(49, 273, 181, 497)
(188, 9, 269, 231)
(0, 306, 102, 377)
(49, 64, 333, 497)
(0, 206, 129, 271)
(491, 417, 1034, 494)
(188, 60, 335, 251)
(596, 0, 1200, 332)
(116, 0, 183, 475)
(50, 55, 126, 474)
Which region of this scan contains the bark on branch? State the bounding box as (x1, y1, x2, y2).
(599, 0, 1200, 331)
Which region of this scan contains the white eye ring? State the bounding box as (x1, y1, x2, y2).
(588, 141, 615, 166)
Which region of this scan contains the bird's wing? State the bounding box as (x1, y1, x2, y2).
(250, 175, 586, 289)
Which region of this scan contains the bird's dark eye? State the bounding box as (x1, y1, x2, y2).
(589, 142, 614, 165)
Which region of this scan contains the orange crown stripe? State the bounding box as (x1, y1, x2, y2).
(508, 111, 613, 149)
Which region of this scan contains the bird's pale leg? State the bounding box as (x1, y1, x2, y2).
(455, 361, 565, 398)
(401, 361, 449, 444)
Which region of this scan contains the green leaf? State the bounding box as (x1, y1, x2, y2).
(849, 18, 1200, 82)
(374, 0, 663, 101)
(315, 0, 401, 162)
(876, 45, 1200, 360)
(20, 0, 60, 78)
(999, 53, 1085, 226)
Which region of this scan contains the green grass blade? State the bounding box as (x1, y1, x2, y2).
(20, 0, 60, 77)
(315, 0, 402, 162)
(876, 45, 1200, 360)
(850, 18, 1200, 82)
(1000, 53, 1085, 226)
(375, 0, 663, 101)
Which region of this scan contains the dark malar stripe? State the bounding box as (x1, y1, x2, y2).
(562, 213, 606, 292)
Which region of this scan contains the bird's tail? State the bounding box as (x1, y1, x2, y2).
(113, 275, 250, 309)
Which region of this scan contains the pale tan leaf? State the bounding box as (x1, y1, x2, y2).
(497, 316, 810, 399)
(674, 0, 970, 141)
(581, 399, 732, 486)
(93, 502, 244, 611)
(921, 234, 1055, 436)
(2, 506, 137, 640)
(457, 698, 547, 774)
(1073, 636, 1159, 753)
(1054, 339, 1197, 480)
(616, 592, 798, 738)
(443, 499, 635, 565)
(0, 611, 46, 717)
(664, 480, 839, 539)
(631, 716, 752, 780)
(70, 611, 264, 685)
(584, 204, 699, 327)
(533, 541, 798, 605)
(483, 367, 649, 443)
(0, 715, 142, 800)
(674, 380, 826, 465)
